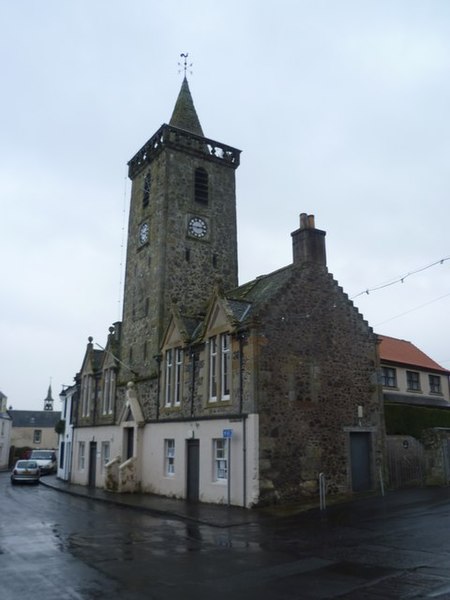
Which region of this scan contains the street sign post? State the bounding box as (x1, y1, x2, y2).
(223, 429, 233, 504)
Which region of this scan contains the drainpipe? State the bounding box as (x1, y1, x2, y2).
(190, 347, 196, 418)
(154, 355, 162, 420)
(238, 331, 247, 507)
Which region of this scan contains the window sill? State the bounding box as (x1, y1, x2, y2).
(206, 399, 231, 407)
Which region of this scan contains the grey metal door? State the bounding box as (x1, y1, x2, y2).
(88, 442, 97, 488)
(126, 428, 134, 459)
(350, 432, 372, 492)
(186, 439, 200, 502)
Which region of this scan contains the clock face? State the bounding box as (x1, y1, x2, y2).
(188, 217, 208, 239)
(139, 222, 149, 245)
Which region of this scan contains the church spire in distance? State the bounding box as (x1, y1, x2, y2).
(43, 382, 54, 411)
(169, 53, 204, 136)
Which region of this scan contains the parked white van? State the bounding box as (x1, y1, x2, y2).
(29, 449, 57, 474)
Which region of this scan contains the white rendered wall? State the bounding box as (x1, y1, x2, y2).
(140, 414, 259, 507)
(70, 426, 121, 487)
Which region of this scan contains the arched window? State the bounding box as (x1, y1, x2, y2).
(143, 172, 151, 207)
(194, 167, 208, 204)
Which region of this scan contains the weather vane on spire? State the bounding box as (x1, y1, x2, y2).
(178, 52, 193, 78)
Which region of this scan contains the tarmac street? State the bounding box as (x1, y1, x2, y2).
(2, 472, 450, 599)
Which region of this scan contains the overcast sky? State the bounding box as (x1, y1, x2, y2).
(1, 1, 449, 411)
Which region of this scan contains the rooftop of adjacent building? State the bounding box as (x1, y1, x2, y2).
(378, 334, 449, 374)
(7, 410, 62, 428)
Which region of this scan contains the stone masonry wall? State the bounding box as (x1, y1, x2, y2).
(120, 143, 238, 389)
(251, 264, 385, 504)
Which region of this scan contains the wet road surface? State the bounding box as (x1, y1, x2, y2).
(2, 472, 450, 599)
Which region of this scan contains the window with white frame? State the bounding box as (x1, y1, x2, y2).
(164, 348, 183, 407)
(213, 438, 228, 481)
(429, 374, 442, 394)
(101, 441, 110, 471)
(407, 370, 421, 391)
(102, 369, 116, 415)
(209, 337, 218, 400)
(33, 429, 42, 444)
(78, 442, 86, 470)
(164, 439, 175, 475)
(81, 374, 93, 417)
(209, 333, 231, 402)
(381, 367, 397, 388)
(221, 334, 231, 399)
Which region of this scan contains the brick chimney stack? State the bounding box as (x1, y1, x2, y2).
(291, 213, 327, 267)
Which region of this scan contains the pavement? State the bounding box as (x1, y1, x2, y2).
(39, 474, 450, 530)
(39, 475, 264, 527)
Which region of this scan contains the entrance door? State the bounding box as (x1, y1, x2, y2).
(66, 441, 72, 480)
(88, 442, 97, 488)
(186, 439, 200, 502)
(350, 432, 372, 492)
(125, 428, 134, 459)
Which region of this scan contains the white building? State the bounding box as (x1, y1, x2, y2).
(0, 391, 12, 470)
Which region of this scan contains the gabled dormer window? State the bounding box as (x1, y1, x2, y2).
(194, 167, 208, 204)
(102, 368, 116, 415)
(164, 347, 183, 407)
(81, 374, 93, 417)
(221, 333, 231, 398)
(208, 333, 231, 402)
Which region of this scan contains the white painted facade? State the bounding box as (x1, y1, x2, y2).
(385, 366, 450, 403)
(0, 415, 12, 470)
(57, 386, 76, 481)
(71, 425, 120, 487)
(0, 392, 12, 469)
(70, 414, 259, 507)
(140, 415, 259, 507)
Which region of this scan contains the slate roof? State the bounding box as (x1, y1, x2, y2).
(8, 410, 62, 428)
(91, 349, 104, 371)
(226, 265, 294, 320)
(378, 335, 449, 374)
(169, 76, 204, 136)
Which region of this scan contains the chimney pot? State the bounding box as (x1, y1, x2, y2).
(291, 213, 327, 267)
(300, 213, 308, 229)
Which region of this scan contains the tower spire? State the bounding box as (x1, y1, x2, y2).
(169, 54, 204, 136)
(43, 382, 54, 411)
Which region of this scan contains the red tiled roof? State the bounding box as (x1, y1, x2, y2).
(378, 335, 449, 373)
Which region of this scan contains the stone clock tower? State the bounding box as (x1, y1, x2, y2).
(120, 76, 241, 382)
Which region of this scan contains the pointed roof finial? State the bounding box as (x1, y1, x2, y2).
(178, 52, 193, 78)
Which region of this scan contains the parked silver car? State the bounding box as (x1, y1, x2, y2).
(11, 460, 41, 484)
